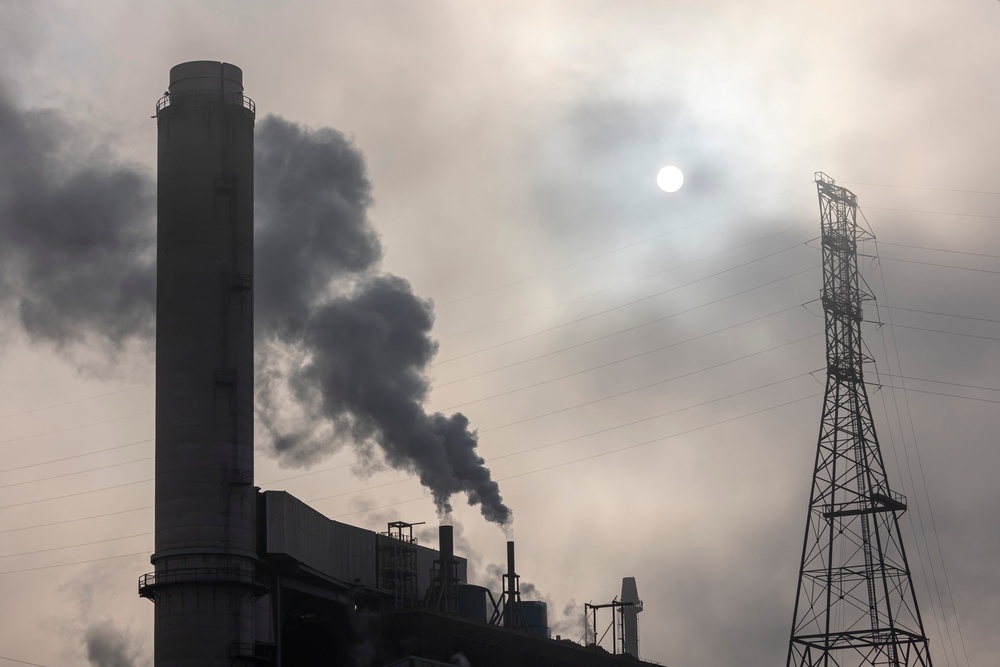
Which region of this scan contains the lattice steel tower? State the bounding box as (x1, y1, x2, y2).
(786, 173, 933, 667)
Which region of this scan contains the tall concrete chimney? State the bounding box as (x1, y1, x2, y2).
(138, 61, 261, 666)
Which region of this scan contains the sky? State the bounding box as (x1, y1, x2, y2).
(1, 1, 999, 666)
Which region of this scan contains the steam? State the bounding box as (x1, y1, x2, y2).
(255, 115, 512, 528)
(0, 82, 155, 353)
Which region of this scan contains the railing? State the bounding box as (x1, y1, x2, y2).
(138, 567, 268, 598)
(155, 91, 255, 114)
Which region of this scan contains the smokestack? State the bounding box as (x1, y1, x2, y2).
(504, 540, 518, 629)
(138, 61, 261, 666)
(440, 525, 455, 566)
(620, 576, 643, 658)
(426, 525, 458, 612)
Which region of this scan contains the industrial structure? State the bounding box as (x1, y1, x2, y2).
(140, 61, 654, 667)
(785, 174, 933, 666)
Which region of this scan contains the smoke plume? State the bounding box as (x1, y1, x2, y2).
(84, 618, 141, 667)
(0, 83, 155, 353)
(0, 80, 511, 528)
(255, 115, 511, 528)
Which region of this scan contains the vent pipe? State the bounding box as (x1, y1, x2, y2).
(621, 576, 643, 658)
(425, 525, 459, 612)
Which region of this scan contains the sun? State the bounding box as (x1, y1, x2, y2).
(656, 165, 684, 193)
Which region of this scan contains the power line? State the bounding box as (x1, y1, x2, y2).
(330, 389, 823, 519)
(271, 372, 820, 504)
(883, 322, 1000, 344)
(887, 305, 1000, 326)
(879, 241, 1000, 262)
(0, 550, 149, 576)
(878, 254, 1000, 278)
(434, 269, 817, 389)
(0, 438, 153, 475)
(0, 654, 48, 667)
(879, 373, 1000, 395)
(439, 220, 811, 340)
(0, 479, 152, 511)
(434, 243, 817, 366)
(298, 371, 819, 502)
(478, 331, 822, 433)
(488, 371, 819, 462)
(877, 384, 1000, 406)
(0, 410, 153, 446)
(436, 182, 812, 307)
(840, 181, 1000, 197)
(868, 229, 971, 666)
(0, 456, 152, 490)
(866, 206, 1000, 221)
(0, 382, 151, 420)
(0, 505, 152, 535)
(442, 305, 814, 411)
(0, 531, 151, 560)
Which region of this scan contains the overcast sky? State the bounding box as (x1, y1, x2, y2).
(1, 1, 999, 666)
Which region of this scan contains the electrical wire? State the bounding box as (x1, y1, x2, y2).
(328, 389, 823, 519)
(0, 550, 149, 575)
(0, 479, 152, 511)
(887, 305, 1000, 326)
(0, 654, 48, 667)
(879, 241, 1000, 262)
(0, 410, 153, 446)
(865, 221, 971, 666)
(0, 382, 151, 420)
(478, 331, 822, 433)
(0, 456, 153, 490)
(488, 371, 818, 462)
(0, 506, 152, 535)
(436, 182, 812, 307)
(434, 249, 818, 366)
(882, 322, 1000, 344)
(0, 531, 151, 560)
(0, 438, 153, 474)
(866, 206, 1000, 221)
(439, 220, 811, 339)
(840, 181, 1000, 197)
(434, 269, 817, 389)
(442, 307, 815, 411)
(877, 254, 1000, 278)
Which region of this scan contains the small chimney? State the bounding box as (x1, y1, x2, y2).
(503, 540, 520, 628)
(440, 525, 455, 565)
(621, 576, 643, 658)
(426, 524, 458, 612)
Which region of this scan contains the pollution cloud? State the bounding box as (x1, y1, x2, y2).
(84, 618, 141, 667)
(255, 116, 511, 528)
(0, 82, 155, 353)
(0, 82, 510, 527)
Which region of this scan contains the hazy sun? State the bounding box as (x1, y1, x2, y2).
(656, 165, 684, 193)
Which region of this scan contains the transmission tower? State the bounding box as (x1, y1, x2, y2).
(786, 173, 933, 667)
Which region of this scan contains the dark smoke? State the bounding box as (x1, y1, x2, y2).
(0, 82, 510, 527)
(0, 82, 155, 351)
(84, 619, 140, 667)
(255, 115, 512, 528)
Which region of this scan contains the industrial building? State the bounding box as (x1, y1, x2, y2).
(141, 60, 654, 667)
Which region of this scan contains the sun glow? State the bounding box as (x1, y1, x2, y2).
(656, 165, 684, 193)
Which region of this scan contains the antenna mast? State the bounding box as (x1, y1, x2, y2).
(785, 173, 933, 667)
